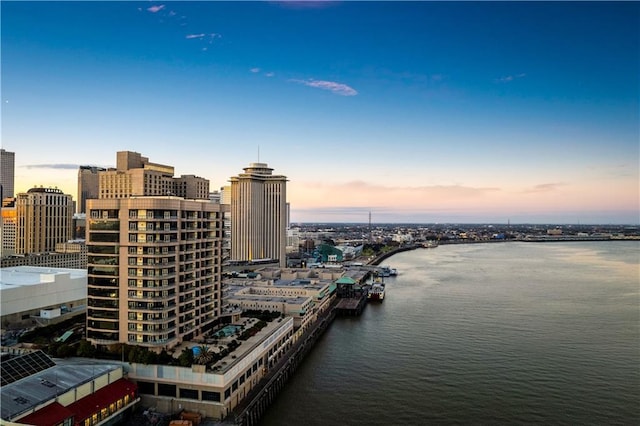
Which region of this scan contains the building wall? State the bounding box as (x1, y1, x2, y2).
(0, 266, 87, 327)
(99, 152, 208, 199)
(128, 318, 295, 420)
(86, 197, 223, 349)
(15, 188, 74, 255)
(1, 251, 87, 269)
(230, 163, 287, 267)
(1, 205, 17, 256)
(77, 166, 106, 214)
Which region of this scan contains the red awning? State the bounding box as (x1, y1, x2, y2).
(66, 378, 137, 422)
(18, 402, 74, 426)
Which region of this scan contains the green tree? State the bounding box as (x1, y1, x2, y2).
(194, 345, 214, 365)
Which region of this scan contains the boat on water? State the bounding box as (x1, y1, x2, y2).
(368, 282, 385, 302)
(379, 266, 398, 277)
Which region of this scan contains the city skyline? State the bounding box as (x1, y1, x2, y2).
(2, 1, 638, 224)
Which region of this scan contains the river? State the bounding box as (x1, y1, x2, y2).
(260, 241, 640, 425)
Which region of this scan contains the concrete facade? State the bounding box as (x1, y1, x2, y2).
(0, 266, 87, 328)
(230, 163, 287, 267)
(86, 197, 224, 349)
(128, 317, 295, 420)
(99, 151, 209, 200)
(15, 188, 74, 255)
(77, 165, 106, 214)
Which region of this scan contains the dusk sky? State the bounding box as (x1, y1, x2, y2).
(2, 1, 638, 224)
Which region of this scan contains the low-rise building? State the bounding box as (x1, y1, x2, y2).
(0, 266, 87, 329)
(1, 350, 138, 426)
(129, 317, 295, 420)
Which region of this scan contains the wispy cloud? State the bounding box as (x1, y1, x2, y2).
(186, 33, 220, 40)
(523, 183, 565, 193)
(147, 4, 165, 13)
(495, 73, 526, 83)
(250, 68, 261, 73)
(269, 1, 339, 9)
(22, 164, 85, 170)
(265, 72, 275, 77)
(290, 79, 358, 96)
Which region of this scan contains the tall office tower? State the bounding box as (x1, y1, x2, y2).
(86, 197, 223, 348)
(15, 188, 74, 255)
(0, 149, 15, 199)
(230, 163, 287, 267)
(77, 166, 106, 213)
(99, 151, 209, 199)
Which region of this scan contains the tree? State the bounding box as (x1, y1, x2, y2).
(194, 345, 214, 365)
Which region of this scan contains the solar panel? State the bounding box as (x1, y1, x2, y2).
(0, 350, 56, 386)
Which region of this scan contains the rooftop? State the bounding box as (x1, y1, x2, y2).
(0, 351, 120, 421)
(0, 266, 87, 290)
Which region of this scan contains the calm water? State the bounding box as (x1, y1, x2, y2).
(260, 241, 640, 425)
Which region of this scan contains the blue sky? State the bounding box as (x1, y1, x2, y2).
(2, 1, 638, 224)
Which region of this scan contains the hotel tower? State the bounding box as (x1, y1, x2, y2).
(230, 163, 287, 267)
(86, 151, 223, 349)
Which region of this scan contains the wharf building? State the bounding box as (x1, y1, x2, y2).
(223, 267, 339, 331)
(15, 187, 74, 255)
(86, 151, 223, 350)
(230, 163, 287, 268)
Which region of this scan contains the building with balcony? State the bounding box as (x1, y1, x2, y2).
(86, 197, 224, 349)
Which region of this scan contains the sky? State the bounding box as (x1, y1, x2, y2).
(1, 1, 638, 224)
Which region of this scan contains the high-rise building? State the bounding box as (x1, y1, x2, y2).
(99, 151, 209, 199)
(77, 166, 106, 213)
(230, 163, 287, 267)
(1, 199, 17, 256)
(86, 197, 223, 348)
(86, 152, 221, 349)
(15, 188, 74, 255)
(1, 149, 15, 199)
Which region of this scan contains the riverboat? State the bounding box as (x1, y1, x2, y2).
(368, 282, 385, 302)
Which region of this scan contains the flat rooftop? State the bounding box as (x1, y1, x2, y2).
(0, 266, 87, 290)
